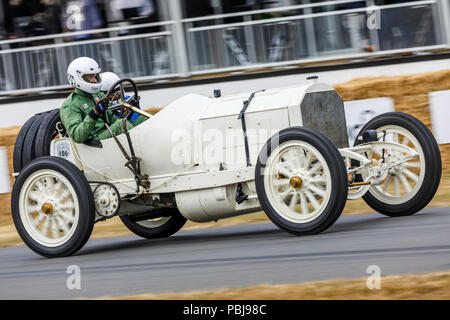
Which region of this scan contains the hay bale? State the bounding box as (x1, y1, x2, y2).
(334, 70, 450, 101)
(0, 127, 20, 147)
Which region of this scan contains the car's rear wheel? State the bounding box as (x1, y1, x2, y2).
(11, 157, 95, 257)
(255, 127, 348, 236)
(120, 208, 187, 239)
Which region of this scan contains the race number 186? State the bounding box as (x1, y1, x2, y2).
(56, 142, 71, 159)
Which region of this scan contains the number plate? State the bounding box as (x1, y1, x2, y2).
(56, 141, 71, 159)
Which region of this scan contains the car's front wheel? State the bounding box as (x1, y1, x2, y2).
(255, 127, 348, 236)
(354, 112, 441, 216)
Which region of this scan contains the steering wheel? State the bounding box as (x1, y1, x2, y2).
(105, 78, 139, 120)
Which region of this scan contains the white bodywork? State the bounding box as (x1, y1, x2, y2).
(50, 81, 418, 222)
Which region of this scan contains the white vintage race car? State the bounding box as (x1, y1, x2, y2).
(11, 78, 441, 257)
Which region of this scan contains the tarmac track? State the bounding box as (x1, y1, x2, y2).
(0, 207, 449, 299)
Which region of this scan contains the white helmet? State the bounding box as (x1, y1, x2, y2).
(67, 57, 102, 94)
(100, 72, 120, 93)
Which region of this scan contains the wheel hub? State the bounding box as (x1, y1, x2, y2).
(41, 202, 54, 215)
(289, 176, 303, 189)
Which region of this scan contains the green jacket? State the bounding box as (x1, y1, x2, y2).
(60, 88, 118, 143)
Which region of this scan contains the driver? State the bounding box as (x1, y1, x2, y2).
(60, 57, 147, 144)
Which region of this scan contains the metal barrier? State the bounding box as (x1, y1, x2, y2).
(184, 0, 447, 72)
(0, 21, 179, 94)
(0, 0, 449, 95)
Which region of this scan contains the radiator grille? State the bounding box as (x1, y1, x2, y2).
(300, 90, 349, 148)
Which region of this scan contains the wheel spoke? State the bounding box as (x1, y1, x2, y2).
(401, 136, 410, 146)
(304, 190, 320, 211)
(273, 178, 290, 188)
(277, 165, 292, 179)
(54, 179, 63, 190)
(393, 133, 399, 144)
(299, 192, 308, 214)
(34, 180, 45, 192)
(382, 175, 393, 193)
(405, 162, 420, 168)
(394, 175, 400, 197)
(45, 177, 56, 190)
(58, 201, 75, 212)
(43, 217, 51, 237)
(399, 174, 412, 193)
(31, 213, 45, 228)
(281, 158, 296, 173)
(284, 149, 298, 165)
(57, 210, 75, 224)
(308, 184, 325, 198)
(55, 216, 69, 233)
(58, 189, 73, 202)
(295, 149, 304, 168)
(279, 188, 293, 201)
(27, 203, 40, 213)
(300, 149, 313, 169)
(288, 192, 298, 211)
(308, 161, 322, 174)
(310, 175, 327, 184)
(403, 168, 419, 182)
(28, 192, 41, 203)
(50, 219, 59, 239)
(294, 149, 305, 169)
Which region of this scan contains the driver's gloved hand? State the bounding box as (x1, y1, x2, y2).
(89, 98, 109, 121)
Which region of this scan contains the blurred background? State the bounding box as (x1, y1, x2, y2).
(0, 0, 448, 96)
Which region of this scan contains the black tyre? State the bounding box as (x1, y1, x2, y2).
(34, 109, 66, 159)
(22, 111, 49, 168)
(255, 127, 348, 236)
(11, 157, 95, 258)
(120, 208, 187, 239)
(354, 112, 441, 217)
(13, 114, 41, 173)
